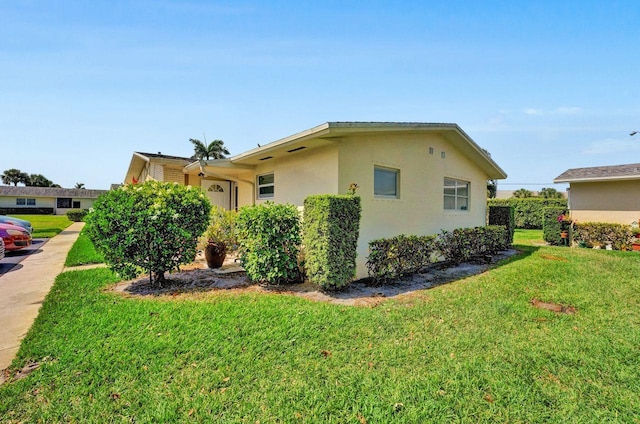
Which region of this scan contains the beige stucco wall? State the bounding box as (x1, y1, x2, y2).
(569, 181, 640, 225)
(251, 144, 340, 206)
(336, 133, 491, 278)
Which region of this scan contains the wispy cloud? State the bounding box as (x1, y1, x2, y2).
(581, 138, 640, 155)
(523, 106, 583, 116)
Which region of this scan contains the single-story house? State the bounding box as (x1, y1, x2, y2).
(554, 163, 640, 225)
(126, 122, 507, 277)
(0, 186, 108, 215)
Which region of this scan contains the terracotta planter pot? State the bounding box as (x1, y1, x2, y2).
(560, 231, 568, 239)
(204, 242, 226, 268)
(632, 244, 640, 252)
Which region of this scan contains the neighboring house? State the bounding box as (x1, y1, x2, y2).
(554, 163, 640, 225)
(0, 186, 108, 215)
(127, 122, 507, 277)
(124, 152, 196, 186)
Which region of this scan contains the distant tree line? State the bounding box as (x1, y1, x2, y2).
(1, 168, 61, 187)
(512, 187, 564, 199)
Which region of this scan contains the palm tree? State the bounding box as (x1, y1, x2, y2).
(75, 182, 86, 189)
(1, 168, 29, 186)
(190, 137, 230, 160)
(512, 188, 533, 198)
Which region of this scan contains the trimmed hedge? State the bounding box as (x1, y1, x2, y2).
(367, 226, 510, 282)
(542, 207, 570, 246)
(488, 198, 567, 229)
(488, 205, 515, 244)
(573, 222, 635, 250)
(367, 235, 437, 282)
(236, 202, 302, 285)
(66, 209, 89, 222)
(0, 207, 54, 215)
(303, 195, 361, 290)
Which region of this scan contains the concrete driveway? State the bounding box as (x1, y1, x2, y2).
(0, 222, 84, 371)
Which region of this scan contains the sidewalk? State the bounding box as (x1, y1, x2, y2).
(0, 222, 84, 371)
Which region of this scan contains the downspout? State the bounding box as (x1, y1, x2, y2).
(198, 160, 256, 205)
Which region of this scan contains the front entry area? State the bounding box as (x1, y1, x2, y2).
(202, 180, 231, 210)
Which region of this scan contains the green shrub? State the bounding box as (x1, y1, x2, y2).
(488, 205, 515, 243)
(367, 234, 437, 282)
(436, 226, 510, 264)
(573, 222, 634, 250)
(488, 198, 567, 229)
(367, 226, 509, 281)
(303, 195, 361, 290)
(66, 209, 88, 222)
(236, 202, 302, 285)
(85, 181, 211, 285)
(542, 207, 569, 246)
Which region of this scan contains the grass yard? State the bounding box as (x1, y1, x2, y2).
(9, 214, 73, 238)
(1, 236, 639, 422)
(64, 227, 104, 266)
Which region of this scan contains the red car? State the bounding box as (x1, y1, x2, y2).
(0, 222, 32, 251)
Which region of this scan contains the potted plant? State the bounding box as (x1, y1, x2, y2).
(557, 213, 573, 246)
(201, 206, 237, 268)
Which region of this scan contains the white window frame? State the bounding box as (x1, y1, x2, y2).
(444, 178, 470, 211)
(374, 166, 400, 199)
(257, 172, 275, 200)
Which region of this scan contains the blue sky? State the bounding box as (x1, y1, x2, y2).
(1, 1, 639, 190)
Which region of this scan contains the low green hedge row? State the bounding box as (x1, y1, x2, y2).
(367, 226, 511, 282)
(573, 222, 636, 250)
(66, 209, 89, 222)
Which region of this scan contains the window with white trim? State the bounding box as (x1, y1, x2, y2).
(16, 198, 36, 206)
(374, 166, 399, 198)
(257, 173, 274, 199)
(444, 178, 469, 210)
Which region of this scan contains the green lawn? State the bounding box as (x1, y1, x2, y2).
(513, 229, 545, 246)
(64, 227, 104, 266)
(1, 239, 639, 422)
(8, 214, 73, 238)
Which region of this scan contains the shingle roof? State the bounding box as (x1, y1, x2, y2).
(554, 163, 640, 183)
(0, 186, 108, 198)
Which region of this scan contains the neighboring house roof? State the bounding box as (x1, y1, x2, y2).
(0, 186, 108, 198)
(186, 121, 507, 180)
(125, 151, 195, 184)
(554, 163, 640, 183)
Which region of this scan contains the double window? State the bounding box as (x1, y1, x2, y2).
(374, 166, 399, 198)
(57, 198, 72, 209)
(16, 198, 36, 206)
(444, 178, 469, 210)
(257, 173, 274, 199)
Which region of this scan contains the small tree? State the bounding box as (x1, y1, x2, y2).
(487, 179, 497, 198)
(86, 181, 211, 286)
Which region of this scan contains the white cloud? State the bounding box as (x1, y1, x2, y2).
(523, 106, 583, 116)
(487, 110, 508, 125)
(581, 138, 640, 155)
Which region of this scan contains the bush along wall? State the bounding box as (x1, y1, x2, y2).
(573, 222, 635, 250)
(367, 235, 437, 283)
(542, 207, 570, 246)
(488, 198, 567, 229)
(488, 205, 515, 244)
(66, 209, 89, 222)
(303, 195, 362, 290)
(367, 226, 510, 283)
(235, 202, 302, 285)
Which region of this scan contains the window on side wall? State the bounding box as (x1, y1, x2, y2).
(257, 173, 274, 199)
(57, 198, 72, 209)
(444, 178, 469, 211)
(16, 198, 26, 206)
(374, 166, 399, 198)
